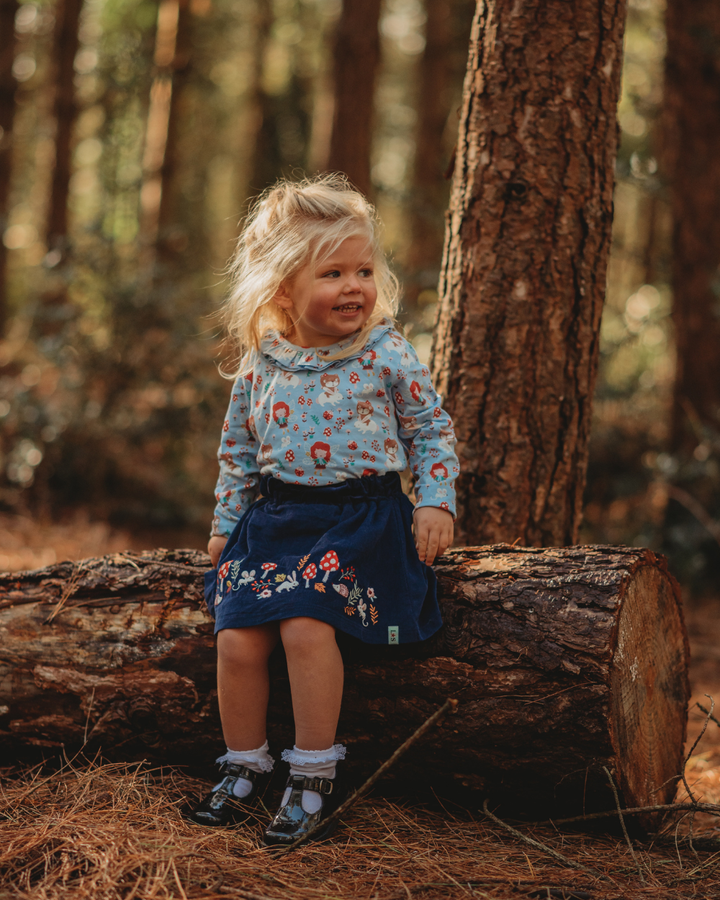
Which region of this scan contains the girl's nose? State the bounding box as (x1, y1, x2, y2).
(343, 274, 361, 292)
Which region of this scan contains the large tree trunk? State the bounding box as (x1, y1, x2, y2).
(0, 545, 688, 818)
(432, 0, 627, 547)
(663, 0, 720, 450)
(325, 0, 382, 196)
(0, 0, 19, 336)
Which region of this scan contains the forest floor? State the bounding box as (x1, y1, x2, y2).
(0, 511, 719, 900)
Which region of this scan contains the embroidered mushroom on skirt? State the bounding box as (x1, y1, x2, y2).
(302, 563, 317, 588)
(319, 551, 339, 582)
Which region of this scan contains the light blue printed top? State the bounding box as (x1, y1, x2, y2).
(211, 321, 459, 537)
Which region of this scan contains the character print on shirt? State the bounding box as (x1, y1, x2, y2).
(431, 461, 449, 482)
(308, 440, 331, 470)
(384, 437, 400, 467)
(398, 414, 420, 434)
(259, 443, 273, 466)
(279, 370, 301, 388)
(384, 334, 413, 364)
(358, 349, 377, 370)
(439, 426, 455, 453)
(409, 381, 424, 404)
(272, 401, 292, 427)
(317, 373, 342, 406)
(356, 400, 378, 434)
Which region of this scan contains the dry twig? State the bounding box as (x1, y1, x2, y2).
(481, 800, 608, 882)
(278, 697, 459, 853)
(603, 766, 645, 884)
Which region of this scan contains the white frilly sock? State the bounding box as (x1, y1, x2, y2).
(280, 744, 346, 813)
(215, 741, 274, 798)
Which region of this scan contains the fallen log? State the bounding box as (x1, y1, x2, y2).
(0, 545, 689, 817)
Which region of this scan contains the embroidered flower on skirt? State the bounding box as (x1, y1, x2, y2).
(203, 473, 441, 645)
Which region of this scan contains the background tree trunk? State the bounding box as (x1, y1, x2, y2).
(45, 0, 82, 257)
(0, 546, 688, 819)
(431, 0, 627, 547)
(0, 0, 19, 335)
(155, 0, 193, 270)
(245, 0, 276, 196)
(325, 0, 382, 196)
(663, 0, 720, 451)
(139, 0, 190, 271)
(404, 0, 454, 312)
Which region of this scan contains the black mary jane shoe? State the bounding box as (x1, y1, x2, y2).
(186, 763, 267, 827)
(263, 773, 345, 846)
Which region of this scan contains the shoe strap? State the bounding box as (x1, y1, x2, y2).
(287, 773, 335, 795)
(219, 763, 257, 782)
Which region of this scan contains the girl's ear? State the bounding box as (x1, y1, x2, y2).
(273, 282, 294, 311)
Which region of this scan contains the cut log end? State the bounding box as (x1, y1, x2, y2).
(610, 561, 690, 811)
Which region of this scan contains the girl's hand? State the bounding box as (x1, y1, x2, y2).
(208, 535, 228, 568)
(413, 507, 454, 566)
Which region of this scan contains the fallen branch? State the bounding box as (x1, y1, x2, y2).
(548, 800, 720, 826)
(278, 698, 459, 853)
(696, 702, 720, 731)
(682, 695, 715, 805)
(481, 800, 609, 881)
(603, 767, 645, 885)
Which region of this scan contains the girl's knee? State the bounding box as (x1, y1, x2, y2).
(280, 617, 336, 655)
(217, 625, 278, 666)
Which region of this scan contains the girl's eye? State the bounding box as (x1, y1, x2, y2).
(359, 268, 373, 278)
(323, 270, 340, 278)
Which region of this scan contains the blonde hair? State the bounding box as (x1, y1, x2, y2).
(221, 173, 400, 376)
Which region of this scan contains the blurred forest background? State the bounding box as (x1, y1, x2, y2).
(0, 0, 718, 594)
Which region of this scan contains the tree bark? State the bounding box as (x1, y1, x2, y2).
(663, 0, 720, 450)
(325, 0, 382, 196)
(0, 0, 18, 335)
(0, 545, 688, 818)
(431, 0, 627, 547)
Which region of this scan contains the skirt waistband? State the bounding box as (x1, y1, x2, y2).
(260, 472, 403, 504)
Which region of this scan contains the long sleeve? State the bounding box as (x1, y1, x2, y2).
(211, 372, 262, 537)
(389, 337, 458, 516)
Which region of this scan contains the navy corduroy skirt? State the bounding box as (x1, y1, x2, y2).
(204, 473, 442, 644)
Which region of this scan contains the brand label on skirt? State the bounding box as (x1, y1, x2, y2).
(388, 626, 399, 645)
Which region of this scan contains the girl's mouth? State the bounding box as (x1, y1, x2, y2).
(334, 304, 362, 313)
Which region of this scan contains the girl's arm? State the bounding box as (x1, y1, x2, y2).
(211, 373, 261, 542)
(389, 334, 459, 557)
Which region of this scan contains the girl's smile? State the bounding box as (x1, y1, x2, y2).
(274, 235, 378, 347)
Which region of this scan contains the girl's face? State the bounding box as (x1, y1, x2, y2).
(274, 235, 377, 347)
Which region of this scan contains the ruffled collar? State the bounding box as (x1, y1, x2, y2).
(259, 320, 394, 372)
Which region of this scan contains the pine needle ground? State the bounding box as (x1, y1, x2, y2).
(1, 750, 719, 900)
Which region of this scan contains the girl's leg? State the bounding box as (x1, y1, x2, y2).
(279, 616, 344, 749)
(263, 617, 345, 843)
(217, 623, 280, 750)
(188, 623, 280, 826)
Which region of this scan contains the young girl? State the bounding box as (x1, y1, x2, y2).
(188, 174, 458, 845)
